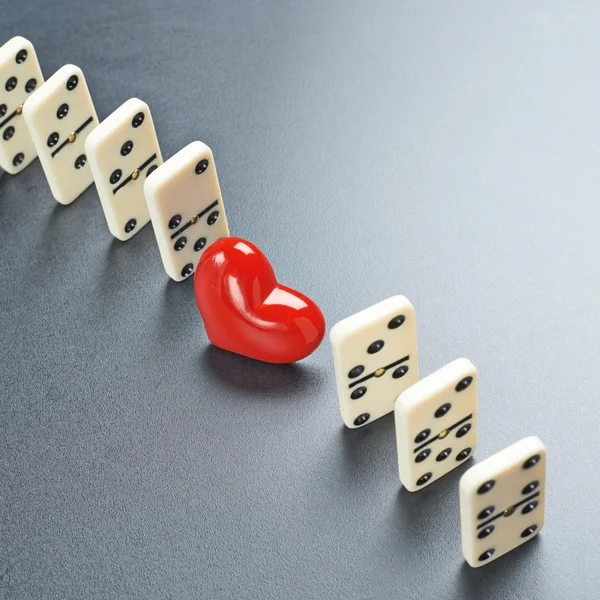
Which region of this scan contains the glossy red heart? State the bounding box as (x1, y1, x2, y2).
(194, 237, 326, 363)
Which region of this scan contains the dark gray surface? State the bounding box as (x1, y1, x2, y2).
(1, 1, 598, 598)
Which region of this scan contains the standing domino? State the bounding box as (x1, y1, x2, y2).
(85, 98, 162, 240)
(144, 141, 230, 282)
(395, 358, 477, 491)
(460, 436, 546, 567)
(0, 36, 44, 174)
(23, 64, 98, 204)
(330, 296, 418, 429)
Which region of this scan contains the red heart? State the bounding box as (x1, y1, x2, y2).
(194, 237, 326, 363)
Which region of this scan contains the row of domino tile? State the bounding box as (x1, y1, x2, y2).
(330, 296, 547, 567)
(0, 35, 229, 282)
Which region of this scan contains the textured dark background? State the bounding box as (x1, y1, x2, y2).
(1, 1, 598, 598)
